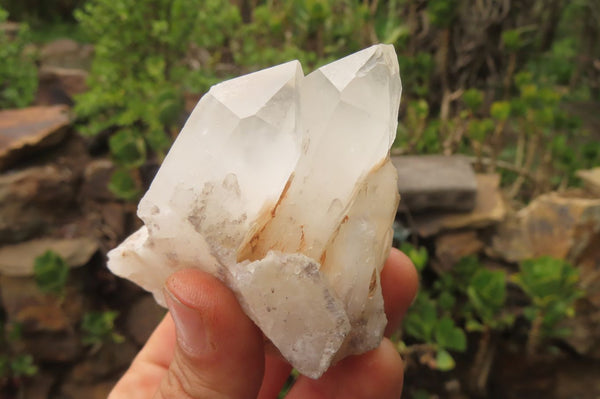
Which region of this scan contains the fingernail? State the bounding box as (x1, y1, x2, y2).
(164, 287, 210, 357)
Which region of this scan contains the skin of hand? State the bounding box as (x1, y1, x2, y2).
(109, 248, 419, 399)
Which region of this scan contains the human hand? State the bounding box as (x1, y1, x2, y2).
(109, 248, 418, 399)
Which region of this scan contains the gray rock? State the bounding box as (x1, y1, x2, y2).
(0, 105, 71, 171)
(0, 275, 85, 363)
(0, 164, 78, 243)
(435, 230, 484, 271)
(411, 174, 506, 237)
(20, 371, 55, 399)
(40, 39, 94, 70)
(81, 159, 116, 201)
(0, 21, 20, 39)
(392, 155, 477, 212)
(487, 191, 600, 263)
(67, 340, 138, 384)
(36, 66, 88, 106)
(0, 275, 84, 333)
(576, 168, 600, 196)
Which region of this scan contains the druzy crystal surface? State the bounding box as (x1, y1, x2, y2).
(108, 44, 402, 378)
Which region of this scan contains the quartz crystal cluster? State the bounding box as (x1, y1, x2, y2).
(108, 44, 402, 378)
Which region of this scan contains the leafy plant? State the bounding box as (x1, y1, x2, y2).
(74, 0, 241, 199)
(403, 292, 467, 371)
(0, 7, 38, 109)
(465, 269, 514, 331)
(33, 250, 69, 296)
(514, 256, 584, 354)
(81, 311, 124, 348)
(398, 243, 469, 371)
(0, 321, 38, 389)
(399, 242, 429, 273)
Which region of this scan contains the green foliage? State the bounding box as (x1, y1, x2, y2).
(2, 0, 85, 22)
(466, 118, 494, 142)
(108, 169, 140, 201)
(514, 257, 583, 340)
(462, 89, 484, 113)
(6, 355, 37, 378)
(401, 255, 516, 370)
(0, 354, 38, 380)
(502, 29, 523, 52)
(490, 101, 511, 122)
(434, 316, 467, 352)
(465, 269, 514, 330)
(33, 250, 69, 296)
(427, 0, 457, 28)
(109, 130, 147, 168)
(398, 53, 434, 98)
(0, 7, 38, 109)
(235, 0, 372, 71)
(0, 322, 38, 383)
(81, 311, 124, 347)
(403, 292, 467, 370)
(74, 0, 241, 199)
(399, 242, 428, 273)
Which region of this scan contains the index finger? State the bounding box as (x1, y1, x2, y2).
(381, 247, 419, 336)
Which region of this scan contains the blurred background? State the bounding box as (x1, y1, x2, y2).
(0, 0, 599, 398)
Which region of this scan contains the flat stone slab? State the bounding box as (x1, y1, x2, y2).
(576, 168, 600, 196)
(0, 164, 78, 243)
(0, 237, 98, 276)
(0, 105, 71, 171)
(410, 174, 506, 237)
(392, 155, 477, 212)
(36, 66, 89, 105)
(487, 191, 600, 263)
(435, 230, 484, 270)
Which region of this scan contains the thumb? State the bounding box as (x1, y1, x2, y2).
(156, 269, 265, 399)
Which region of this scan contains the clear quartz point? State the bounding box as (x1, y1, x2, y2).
(108, 44, 402, 378)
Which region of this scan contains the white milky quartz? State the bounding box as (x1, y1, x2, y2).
(108, 44, 402, 378)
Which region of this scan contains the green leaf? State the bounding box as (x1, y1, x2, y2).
(108, 169, 140, 201)
(0, 12, 38, 109)
(404, 292, 437, 342)
(33, 250, 69, 295)
(10, 354, 37, 378)
(81, 311, 122, 346)
(109, 130, 147, 168)
(467, 269, 507, 324)
(516, 257, 581, 303)
(465, 319, 485, 332)
(453, 255, 481, 292)
(400, 242, 429, 272)
(502, 29, 522, 52)
(490, 101, 511, 121)
(435, 349, 455, 371)
(146, 128, 172, 155)
(434, 317, 466, 351)
(515, 257, 583, 338)
(383, 25, 409, 45)
(427, 0, 457, 28)
(156, 88, 184, 127)
(438, 290, 456, 312)
(463, 89, 483, 112)
(467, 118, 494, 142)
